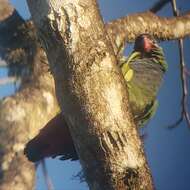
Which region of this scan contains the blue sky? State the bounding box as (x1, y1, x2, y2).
(1, 0, 190, 189)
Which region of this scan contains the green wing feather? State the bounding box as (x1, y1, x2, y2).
(120, 46, 167, 127)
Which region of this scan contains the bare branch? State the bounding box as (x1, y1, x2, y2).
(106, 12, 190, 55)
(172, 0, 190, 127)
(0, 3, 60, 189)
(41, 159, 55, 190)
(0, 49, 59, 189)
(168, 0, 190, 128)
(177, 39, 190, 127)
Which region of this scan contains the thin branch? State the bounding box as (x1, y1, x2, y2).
(169, 0, 190, 128)
(167, 117, 183, 129)
(178, 39, 190, 127)
(150, 0, 171, 13)
(41, 159, 55, 190)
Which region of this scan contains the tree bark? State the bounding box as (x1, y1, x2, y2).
(0, 47, 59, 190)
(1, 0, 190, 189)
(27, 0, 153, 189)
(0, 1, 59, 189)
(0, 65, 58, 190)
(106, 11, 190, 55)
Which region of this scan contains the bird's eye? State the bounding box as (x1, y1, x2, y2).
(152, 40, 158, 45)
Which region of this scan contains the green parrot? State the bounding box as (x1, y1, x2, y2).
(24, 34, 167, 162)
(120, 33, 167, 127)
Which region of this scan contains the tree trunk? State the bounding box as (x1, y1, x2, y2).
(27, 0, 153, 189)
(1, 0, 189, 189)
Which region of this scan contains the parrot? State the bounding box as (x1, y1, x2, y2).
(24, 34, 167, 162)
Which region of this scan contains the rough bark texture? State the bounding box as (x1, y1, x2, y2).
(1, 0, 190, 189)
(0, 0, 15, 21)
(107, 11, 190, 56)
(0, 63, 58, 190)
(27, 0, 153, 189)
(0, 1, 59, 189)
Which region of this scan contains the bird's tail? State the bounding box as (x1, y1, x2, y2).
(24, 113, 78, 162)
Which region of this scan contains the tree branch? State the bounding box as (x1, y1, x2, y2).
(41, 159, 55, 190)
(106, 11, 190, 55)
(0, 48, 59, 190)
(168, 0, 190, 128)
(0, 1, 59, 189)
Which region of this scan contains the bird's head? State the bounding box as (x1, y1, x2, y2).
(134, 34, 159, 53)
